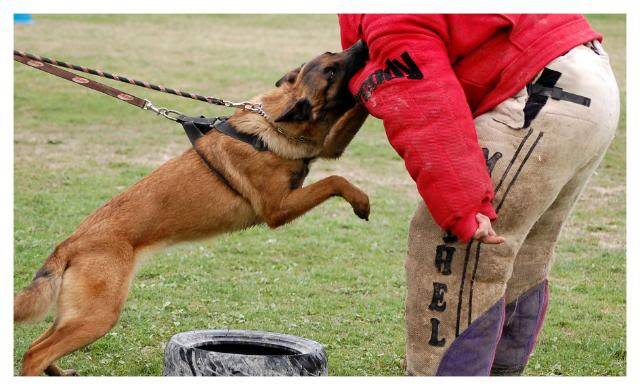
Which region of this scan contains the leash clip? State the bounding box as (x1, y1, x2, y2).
(239, 102, 263, 113)
(143, 99, 183, 122)
(205, 97, 262, 113)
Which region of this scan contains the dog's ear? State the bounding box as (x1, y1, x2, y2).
(275, 97, 312, 122)
(275, 64, 303, 87)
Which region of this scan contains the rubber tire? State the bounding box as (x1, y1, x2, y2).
(163, 329, 328, 376)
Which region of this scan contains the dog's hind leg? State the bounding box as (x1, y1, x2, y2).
(28, 324, 55, 349)
(23, 325, 73, 376)
(21, 316, 115, 376)
(24, 324, 78, 375)
(20, 244, 136, 376)
(44, 364, 79, 376)
(24, 322, 77, 376)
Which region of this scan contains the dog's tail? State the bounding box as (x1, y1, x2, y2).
(14, 251, 68, 323)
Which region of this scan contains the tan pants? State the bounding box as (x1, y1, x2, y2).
(404, 42, 620, 376)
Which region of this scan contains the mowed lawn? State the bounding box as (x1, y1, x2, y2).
(13, 15, 625, 376)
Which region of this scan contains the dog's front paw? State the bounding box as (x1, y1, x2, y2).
(351, 192, 370, 221)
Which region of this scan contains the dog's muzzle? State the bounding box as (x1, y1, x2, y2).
(343, 40, 369, 77)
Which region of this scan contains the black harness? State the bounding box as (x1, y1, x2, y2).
(175, 116, 271, 190)
(177, 115, 269, 151)
(178, 116, 314, 192)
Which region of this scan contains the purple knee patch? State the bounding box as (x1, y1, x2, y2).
(436, 297, 505, 376)
(491, 280, 549, 375)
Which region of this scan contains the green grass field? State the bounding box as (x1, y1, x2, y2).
(13, 14, 626, 376)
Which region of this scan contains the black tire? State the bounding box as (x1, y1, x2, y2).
(163, 329, 328, 376)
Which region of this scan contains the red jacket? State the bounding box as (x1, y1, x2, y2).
(339, 14, 601, 242)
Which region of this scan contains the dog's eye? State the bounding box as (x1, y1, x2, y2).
(325, 67, 336, 82)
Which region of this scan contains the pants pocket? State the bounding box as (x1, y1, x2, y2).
(488, 86, 528, 130)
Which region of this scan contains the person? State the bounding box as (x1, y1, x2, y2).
(338, 14, 619, 375)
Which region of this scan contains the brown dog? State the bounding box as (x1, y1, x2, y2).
(14, 41, 370, 376)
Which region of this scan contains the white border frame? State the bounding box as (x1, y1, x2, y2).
(2, 1, 635, 389)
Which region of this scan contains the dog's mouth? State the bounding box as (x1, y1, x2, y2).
(328, 40, 369, 111)
(342, 40, 369, 80)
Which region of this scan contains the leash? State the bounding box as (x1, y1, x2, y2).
(13, 50, 312, 144)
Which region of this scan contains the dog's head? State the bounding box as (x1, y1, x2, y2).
(261, 40, 368, 143)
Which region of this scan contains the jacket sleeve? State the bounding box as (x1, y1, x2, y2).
(344, 15, 497, 242)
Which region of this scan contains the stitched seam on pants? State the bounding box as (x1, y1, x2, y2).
(467, 131, 544, 327)
(468, 241, 483, 326)
(455, 130, 533, 336)
(494, 128, 534, 195)
(455, 241, 475, 337)
(496, 132, 544, 211)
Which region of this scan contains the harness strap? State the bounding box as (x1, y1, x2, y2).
(177, 115, 218, 146)
(176, 116, 268, 195)
(176, 115, 268, 152)
(214, 119, 269, 152)
(14, 54, 147, 109)
(528, 84, 591, 107)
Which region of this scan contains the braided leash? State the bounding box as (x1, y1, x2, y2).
(14, 50, 249, 109)
(14, 50, 311, 143)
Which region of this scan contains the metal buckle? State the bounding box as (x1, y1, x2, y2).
(143, 99, 183, 121)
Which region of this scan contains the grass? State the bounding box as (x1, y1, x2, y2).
(13, 14, 625, 376)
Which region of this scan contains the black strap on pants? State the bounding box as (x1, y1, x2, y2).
(523, 68, 591, 128)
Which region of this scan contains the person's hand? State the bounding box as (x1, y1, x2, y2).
(473, 213, 505, 244)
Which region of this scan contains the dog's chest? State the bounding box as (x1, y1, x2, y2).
(289, 158, 313, 189)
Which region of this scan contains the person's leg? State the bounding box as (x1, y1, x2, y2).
(404, 122, 557, 375)
(491, 150, 608, 376)
(404, 42, 619, 376)
(490, 41, 620, 376)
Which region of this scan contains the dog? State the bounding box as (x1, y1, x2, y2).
(14, 40, 370, 376)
